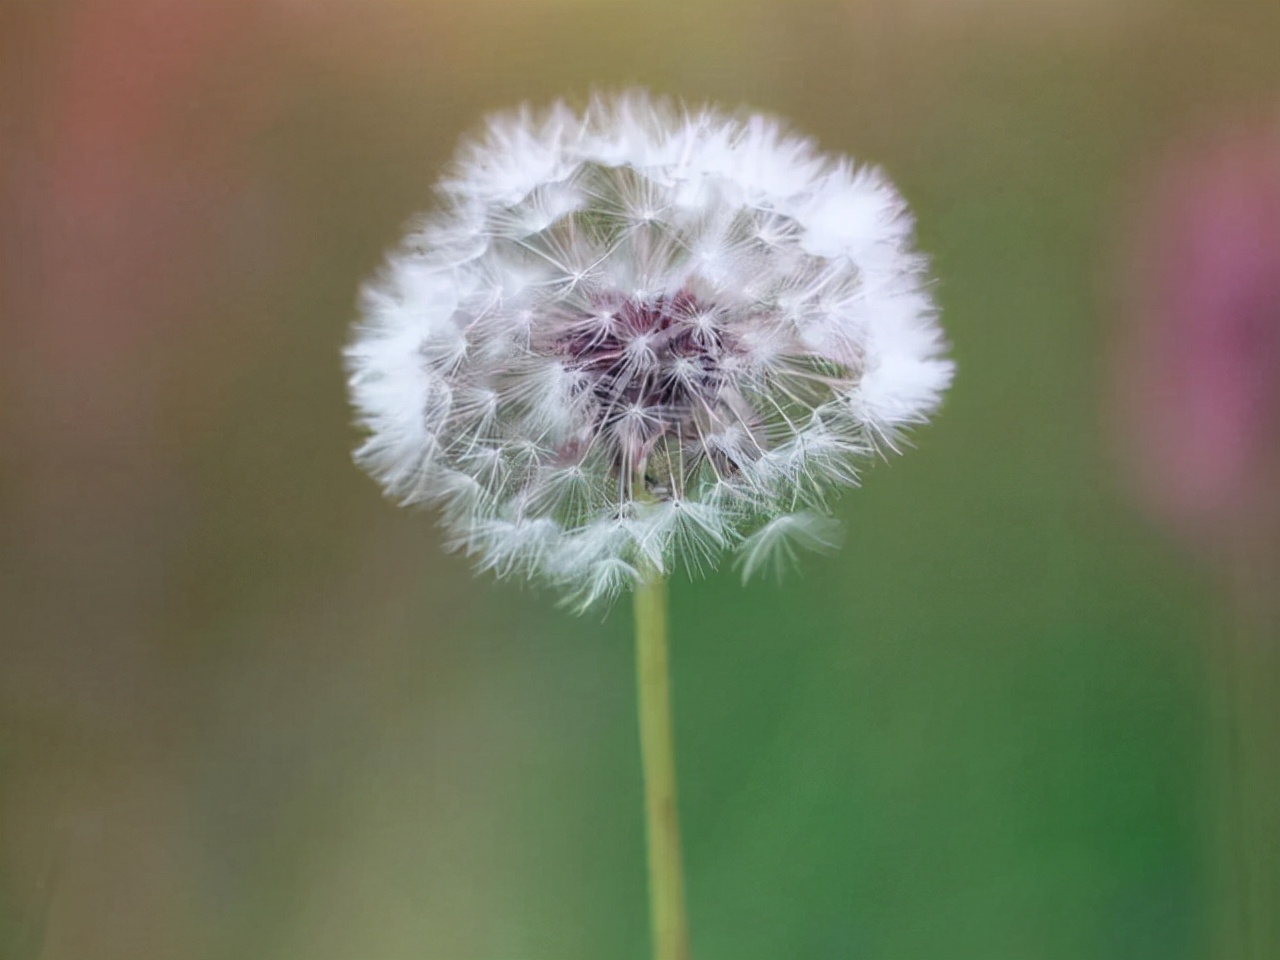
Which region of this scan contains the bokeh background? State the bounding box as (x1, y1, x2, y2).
(4, 2, 1279, 958)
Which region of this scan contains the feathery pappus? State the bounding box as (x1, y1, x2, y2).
(347, 91, 953, 610)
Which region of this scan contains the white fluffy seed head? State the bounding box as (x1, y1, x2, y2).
(347, 91, 953, 611)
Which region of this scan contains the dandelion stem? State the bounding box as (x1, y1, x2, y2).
(633, 569, 691, 960)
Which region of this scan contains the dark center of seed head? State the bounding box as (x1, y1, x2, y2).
(562, 291, 724, 424)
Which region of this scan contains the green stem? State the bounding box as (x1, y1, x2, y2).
(634, 570, 691, 960)
(1210, 528, 1280, 960)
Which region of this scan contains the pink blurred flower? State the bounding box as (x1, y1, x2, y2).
(1118, 113, 1280, 543)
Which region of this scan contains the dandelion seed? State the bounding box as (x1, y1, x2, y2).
(347, 91, 952, 608)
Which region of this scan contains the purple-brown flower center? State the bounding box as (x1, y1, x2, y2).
(557, 290, 735, 477)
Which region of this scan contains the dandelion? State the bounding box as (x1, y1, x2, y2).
(347, 91, 952, 960)
(347, 91, 952, 611)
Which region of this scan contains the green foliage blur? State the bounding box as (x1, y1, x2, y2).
(4, 2, 1278, 958)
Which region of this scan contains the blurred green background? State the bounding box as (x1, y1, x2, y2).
(4, 1, 1279, 958)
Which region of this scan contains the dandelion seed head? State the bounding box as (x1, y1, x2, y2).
(348, 91, 953, 609)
